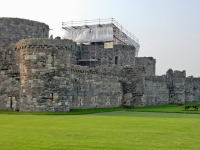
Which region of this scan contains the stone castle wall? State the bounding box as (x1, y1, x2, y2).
(0, 18, 200, 111)
(135, 57, 156, 76)
(12, 38, 145, 111)
(121, 66, 145, 106)
(70, 65, 123, 109)
(0, 18, 49, 110)
(185, 77, 194, 102)
(144, 76, 169, 105)
(185, 77, 200, 102)
(0, 44, 20, 110)
(14, 39, 75, 111)
(77, 44, 135, 68)
(193, 78, 200, 100)
(0, 18, 49, 50)
(166, 69, 186, 103)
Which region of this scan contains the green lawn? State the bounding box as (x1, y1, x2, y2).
(1, 112, 200, 150)
(128, 101, 200, 114)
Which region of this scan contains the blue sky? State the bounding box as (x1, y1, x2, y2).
(1, 0, 200, 76)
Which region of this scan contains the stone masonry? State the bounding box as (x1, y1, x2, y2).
(0, 18, 199, 111)
(135, 57, 156, 76)
(2, 37, 145, 111)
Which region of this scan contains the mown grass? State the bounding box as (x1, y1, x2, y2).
(0, 111, 200, 150)
(128, 101, 200, 114)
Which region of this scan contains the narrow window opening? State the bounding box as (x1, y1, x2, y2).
(9, 97, 12, 109)
(52, 93, 54, 100)
(115, 56, 118, 65)
(79, 98, 82, 106)
(52, 53, 55, 67)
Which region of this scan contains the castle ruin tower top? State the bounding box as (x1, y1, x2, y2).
(0, 18, 49, 51)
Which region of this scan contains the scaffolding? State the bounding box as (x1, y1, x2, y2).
(62, 18, 140, 68)
(62, 18, 139, 45)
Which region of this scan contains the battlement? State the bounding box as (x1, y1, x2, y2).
(166, 69, 186, 78)
(14, 38, 76, 50)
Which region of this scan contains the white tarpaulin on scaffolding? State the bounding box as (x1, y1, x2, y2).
(126, 35, 140, 57)
(63, 27, 113, 44)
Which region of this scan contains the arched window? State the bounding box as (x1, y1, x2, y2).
(115, 56, 118, 65)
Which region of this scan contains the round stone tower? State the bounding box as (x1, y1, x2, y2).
(0, 18, 49, 110)
(0, 18, 49, 51)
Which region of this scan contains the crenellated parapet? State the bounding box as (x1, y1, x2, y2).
(166, 69, 186, 78)
(14, 38, 76, 50)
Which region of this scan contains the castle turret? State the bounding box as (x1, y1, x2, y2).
(14, 38, 74, 111)
(0, 18, 49, 110)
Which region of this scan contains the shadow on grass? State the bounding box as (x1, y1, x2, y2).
(0, 107, 127, 115)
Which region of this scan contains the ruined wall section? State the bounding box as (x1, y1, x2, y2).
(166, 69, 186, 103)
(122, 66, 145, 106)
(0, 44, 21, 110)
(185, 77, 200, 101)
(135, 57, 156, 76)
(185, 77, 194, 102)
(0, 43, 21, 110)
(144, 76, 169, 105)
(70, 65, 124, 109)
(77, 44, 135, 67)
(0, 18, 49, 51)
(193, 78, 200, 100)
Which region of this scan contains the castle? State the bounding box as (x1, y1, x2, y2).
(0, 18, 199, 111)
